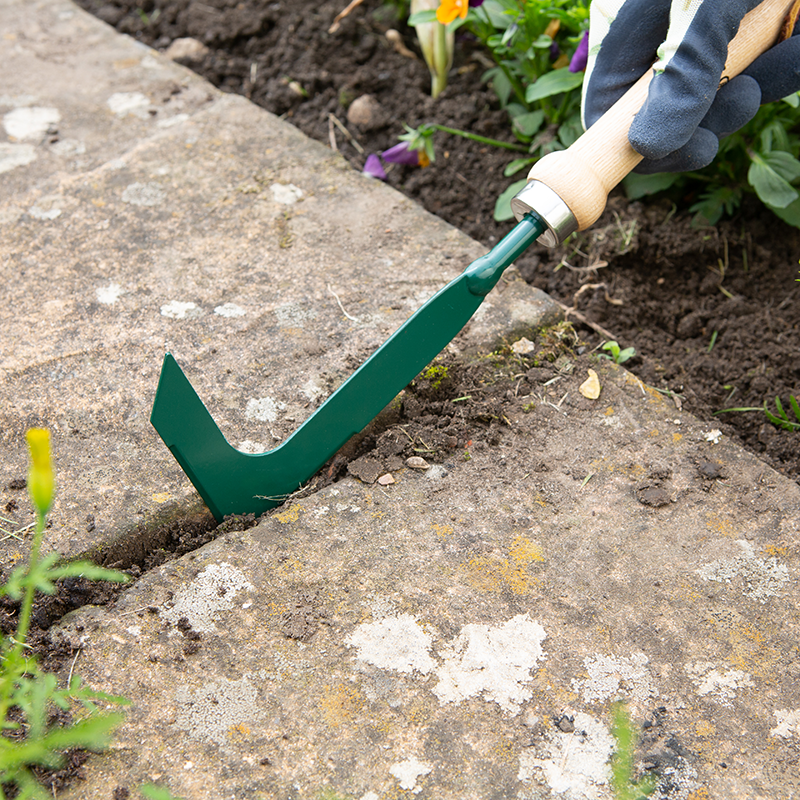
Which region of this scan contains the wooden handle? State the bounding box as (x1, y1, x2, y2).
(527, 0, 794, 232)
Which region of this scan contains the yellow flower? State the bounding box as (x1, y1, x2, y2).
(436, 0, 469, 25)
(26, 428, 55, 515)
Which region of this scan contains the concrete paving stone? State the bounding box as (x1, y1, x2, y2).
(0, 0, 557, 566)
(59, 363, 800, 800)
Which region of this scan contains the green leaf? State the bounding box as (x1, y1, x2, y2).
(760, 119, 791, 152)
(623, 172, 680, 200)
(481, 0, 515, 29)
(763, 150, 800, 183)
(408, 10, 437, 26)
(0, 735, 65, 771)
(0, 563, 29, 599)
(767, 194, 800, 228)
(783, 92, 800, 108)
(483, 67, 512, 107)
(511, 109, 545, 137)
(525, 67, 583, 103)
(532, 34, 554, 48)
(504, 157, 536, 177)
(748, 154, 799, 209)
(689, 186, 742, 225)
(557, 114, 583, 148)
(3, 765, 52, 800)
(764, 397, 800, 431)
(494, 178, 528, 221)
(48, 561, 130, 584)
(66, 674, 132, 710)
(41, 711, 126, 752)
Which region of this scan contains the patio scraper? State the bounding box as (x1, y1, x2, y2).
(150, 0, 791, 521)
(150, 213, 545, 521)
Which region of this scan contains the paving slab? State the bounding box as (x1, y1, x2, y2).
(59, 361, 800, 800)
(0, 0, 557, 565)
(2, 2, 800, 800)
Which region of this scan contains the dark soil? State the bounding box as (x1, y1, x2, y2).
(77, 0, 800, 484)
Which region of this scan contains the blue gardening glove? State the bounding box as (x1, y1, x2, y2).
(583, 0, 800, 174)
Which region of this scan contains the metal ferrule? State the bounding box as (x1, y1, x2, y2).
(509, 180, 578, 248)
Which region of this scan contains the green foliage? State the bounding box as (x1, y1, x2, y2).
(601, 340, 636, 365)
(610, 703, 656, 800)
(395, 0, 590, 220)
(714, 395, 800, 432)
(0, 431, 130, 799)
(624, 94, 800, 230)
(398, 2, 800, 230)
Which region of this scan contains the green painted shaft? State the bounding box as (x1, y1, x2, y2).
(151, 213, 545, 520)
(465, 213, 543, 296)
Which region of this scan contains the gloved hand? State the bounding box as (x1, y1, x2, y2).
(582, 0, 800, 173)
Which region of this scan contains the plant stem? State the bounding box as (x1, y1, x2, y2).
(429, 123, 528, 152)
(0, 511, 45, 725)
(15, 511, 45, 654)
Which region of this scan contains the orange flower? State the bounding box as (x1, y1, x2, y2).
(436, 0, 469, 25)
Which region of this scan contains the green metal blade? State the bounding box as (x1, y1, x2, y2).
(151, 213, 545, 520)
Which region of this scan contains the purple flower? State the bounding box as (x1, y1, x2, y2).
(363, 153, 386, 181)
(549, 41, 560, 61)
(569, 30, 589, 73)
(469, 0, 484, 5)
(382, 142, 422, 166)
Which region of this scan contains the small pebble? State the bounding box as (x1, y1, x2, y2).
(163, 37, 209, 62)
(346, 94, 385, 129)
(579, 368, 601, 399)
(406, 456, 430, 470)
(511, 337, 535, 355)
(377, 473, 395, 486)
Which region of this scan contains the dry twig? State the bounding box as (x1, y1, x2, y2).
(329, 0, 366, 33)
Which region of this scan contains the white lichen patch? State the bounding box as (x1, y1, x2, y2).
(0, 143, 36, 174)
(518, 712, 613, 799)
(686, 662, 754, 703)
(346, 614, 435, 675)
(50, 138, 86, 157)
(572, 652, 658, 707)
(175, 673, 262, 745)
(275, 302, 317, 328)
(97, 283, 123, 305)
(28, 205, 61, 220)
(107, 91, 151, 117)
(696, 540, 789, 602)
(160, 300, 201, 319)
(157, 113, 190, 128)
(236, 440, 269, 454)
(433, 613, 546, 714)
(301, 378, 324, 402)
(122, 181, 166, 207)
(703, 429, 722, 444)
(270, 182, 304, 205)
(162, 563, 254, 632)
(389, 758, 432, 794)
(771, 708, 800, 738)
(214, 302, 246, 318)
(245, 396, 286, 424)
(3, 106, 60, 140)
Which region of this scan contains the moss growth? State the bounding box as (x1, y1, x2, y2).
(421, 363, 450, 390)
